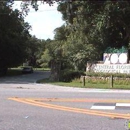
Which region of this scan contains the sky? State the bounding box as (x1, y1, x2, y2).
(13, 1, 65, 40)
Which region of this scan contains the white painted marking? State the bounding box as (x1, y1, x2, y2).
(91, 106, 115, 110)
(116, 103, 130, 107)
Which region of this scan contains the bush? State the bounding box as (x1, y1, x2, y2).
(86, 72, 130, 78)
(85, 72, 130, 85)
(59, 69, 85, 82)
(86, 78, 108, 84)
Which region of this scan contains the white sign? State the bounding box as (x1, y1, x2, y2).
(90, 64, 130, 74)
(103, 53, 128, 64)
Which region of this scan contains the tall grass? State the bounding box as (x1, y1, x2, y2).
(37, 77, 130, 89)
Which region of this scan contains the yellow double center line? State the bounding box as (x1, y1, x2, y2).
(35, 98, 130, 103)
(8, 97, 130, 119)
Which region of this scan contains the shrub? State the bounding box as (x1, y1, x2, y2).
(85, 72, 130, 85)
(59, 69, 85, 82)
(86, 72, 130, 78)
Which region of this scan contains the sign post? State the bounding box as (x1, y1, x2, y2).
(82, 76, 85, 87)
(110, 75, 113, 88)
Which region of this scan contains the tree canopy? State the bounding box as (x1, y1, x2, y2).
(1, 0, 130, 79)
(32, 0, 130, 81)
(0, 1, 31, 75)
(57, 1, 130, 57)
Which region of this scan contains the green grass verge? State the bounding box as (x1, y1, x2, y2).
(37, 78, 130, 90)
(33, 68, 50, 71)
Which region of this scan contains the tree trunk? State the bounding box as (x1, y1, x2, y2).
(49, 60, 61, 81)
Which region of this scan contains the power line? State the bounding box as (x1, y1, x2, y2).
(0, 8, 58, 14)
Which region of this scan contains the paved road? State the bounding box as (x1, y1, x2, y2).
(0, 71, 130, 130)
(0, 70, 50, 84)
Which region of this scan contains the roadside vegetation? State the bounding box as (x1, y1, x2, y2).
(37, 77, 130, 90)
(0, 0, 130, 90)
(37, 72, 130, 89)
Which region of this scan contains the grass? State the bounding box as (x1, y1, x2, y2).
(33, 67, 50, 71)
(37, 78, 130, 90)
(11, 67, 51, 71)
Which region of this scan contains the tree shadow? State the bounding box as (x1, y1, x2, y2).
(0, 71, 50, 84)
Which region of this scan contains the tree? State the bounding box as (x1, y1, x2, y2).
(13, 0, 130, 80)
(101, 1, 130, 49)
(54, 25, 69, 41)
(38, 24, 71, 81)
(0, 1, 31, 75)
(58, 1, 130, 59)
(26, 35, 45, 67)
(57, 1, 104, 70)
(39, 39, 65, 81)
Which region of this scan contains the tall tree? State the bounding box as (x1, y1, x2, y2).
(57, 1, 105, 70)
(26, 35, 45, 67)
(13, 0, 130, 80)
(58, 1, 130, 61)
(0, 1, 31, 75)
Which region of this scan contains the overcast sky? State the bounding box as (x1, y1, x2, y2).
(13, 1, 65, 40)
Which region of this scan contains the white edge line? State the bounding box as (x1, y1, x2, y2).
(91, 106, 115, 110)
(116, 103, 130, 107)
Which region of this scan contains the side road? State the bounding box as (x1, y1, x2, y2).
(0, 71, 50, 84)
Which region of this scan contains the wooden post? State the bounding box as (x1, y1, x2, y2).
(110, 75, 113, 88)
(82, 76, 85, 87)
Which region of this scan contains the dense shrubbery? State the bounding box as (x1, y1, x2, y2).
(85, 72, 130, 85)
(85, 78, 130, 85)
(59, 69, 85, 82)
(86, 72, 130, 78)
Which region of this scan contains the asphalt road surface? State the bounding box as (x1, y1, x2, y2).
(0, 70, 130, 130)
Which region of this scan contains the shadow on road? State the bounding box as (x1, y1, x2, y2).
(0, 71, 50, 84)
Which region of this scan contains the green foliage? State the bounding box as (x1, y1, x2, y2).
(114, 79, 130, 85)
(105, 46, 128, 53)
(54, 25, 69, 41)
(59, 69, 85, 82)
(18, 1, 130, 81)
(86, 77, 130, 86)
(86, 79, 108, 84)
(37, 78, 130, 89)
(57, 1, 105, 68)
(0, 1, 31, 75)
(86, 72, 130, 78)
(57, 1, 130, 63)
(26, 36, 45, 67)
(39, 40, 65, 65)
(85, 72, 130, 86)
